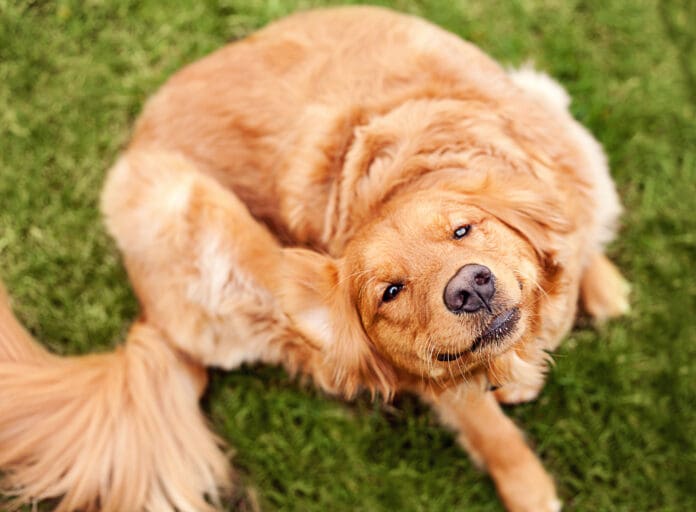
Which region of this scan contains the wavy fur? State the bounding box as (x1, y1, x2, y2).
(0, 7, 629, 512)
(0, 302, 230, 511)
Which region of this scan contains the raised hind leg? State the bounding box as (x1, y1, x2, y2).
(0, 149, 283, 512)
(102, 149, 294, 369)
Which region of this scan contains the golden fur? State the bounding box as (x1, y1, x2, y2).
(0, 7, 629, 512)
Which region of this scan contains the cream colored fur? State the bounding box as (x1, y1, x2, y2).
(0, 317, 230, 511)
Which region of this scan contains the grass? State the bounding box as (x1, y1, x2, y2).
(1, 0, 695, 510)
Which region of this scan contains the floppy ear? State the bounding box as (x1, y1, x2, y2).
(277, 248, 396, 399)
(462, 172, 575, 261)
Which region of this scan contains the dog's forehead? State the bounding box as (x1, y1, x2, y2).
(347, 194, 494, 284)
(396, 191, 449, 216)
(399, 197, 443, 222)
(356, 234, 409, 276)
(352, 219, 440, 279)
(383, 194, 485, 234)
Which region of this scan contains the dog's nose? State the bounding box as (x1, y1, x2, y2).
(443, 264, 495, 314)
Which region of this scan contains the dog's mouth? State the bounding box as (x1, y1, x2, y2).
(436, 307, 521, 362)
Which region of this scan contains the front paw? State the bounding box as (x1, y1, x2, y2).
(494, 461, 561, 512)
(494, 381, 543, 405)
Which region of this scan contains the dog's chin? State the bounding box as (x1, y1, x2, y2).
(434, 307, 522, 363)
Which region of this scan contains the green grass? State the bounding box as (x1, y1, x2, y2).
(1, 0, 695, 510)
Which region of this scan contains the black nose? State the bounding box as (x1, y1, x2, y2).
(443, 264, 496, 314)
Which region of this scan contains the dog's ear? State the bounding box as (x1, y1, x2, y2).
(278, 248, 396, 399)
(459, 172, 574, 261)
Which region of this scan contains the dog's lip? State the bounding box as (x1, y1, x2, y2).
(435, 307, 521, 362)
(470, 307, 520, 352)
(436, 351, 465, 362)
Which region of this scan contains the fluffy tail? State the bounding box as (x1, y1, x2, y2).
(0, 283, 52, 363)
(0, 285, 232, 512)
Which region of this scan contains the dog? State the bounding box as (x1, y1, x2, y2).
(0, 6, 630, 512)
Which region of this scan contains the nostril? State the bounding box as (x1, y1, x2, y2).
(446, 289, 468, 311)
(457, 290, 470, 309)
(474, 271, 490, 286)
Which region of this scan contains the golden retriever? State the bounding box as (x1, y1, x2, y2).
(0, 6, 630, 512)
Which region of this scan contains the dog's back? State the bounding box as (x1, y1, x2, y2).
(127, 7, 528, 246)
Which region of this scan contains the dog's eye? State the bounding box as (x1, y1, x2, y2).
(453, 225, 472, 239)
(382, 284, 404, 303)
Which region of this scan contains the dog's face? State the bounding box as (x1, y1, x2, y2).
(285, 172, 565, 394)
(343, 188, 541, 382)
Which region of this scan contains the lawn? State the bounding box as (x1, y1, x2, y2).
(1, 0, 695, 510)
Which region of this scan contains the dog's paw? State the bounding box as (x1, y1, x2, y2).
(581, 253, 631, 322)
(493, 381, 542, 405)
(500, 481, 561, 512)
(495, 461, 562, 512)
(508, 496, 562, 512)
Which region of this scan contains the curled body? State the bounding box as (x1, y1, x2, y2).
(0, 7, 629, 512)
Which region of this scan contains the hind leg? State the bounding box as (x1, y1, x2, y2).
(103, 149, 387, 397)
(581, 252, 630, 322)
(101, 150, 295, 368)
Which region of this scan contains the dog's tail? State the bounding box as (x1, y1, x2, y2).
(0, 283, 232, 512)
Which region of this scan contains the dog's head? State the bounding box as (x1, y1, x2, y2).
(283, 171, 571, 396)
(282, 100, 574, 396)
(345, 188, 536, 383)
